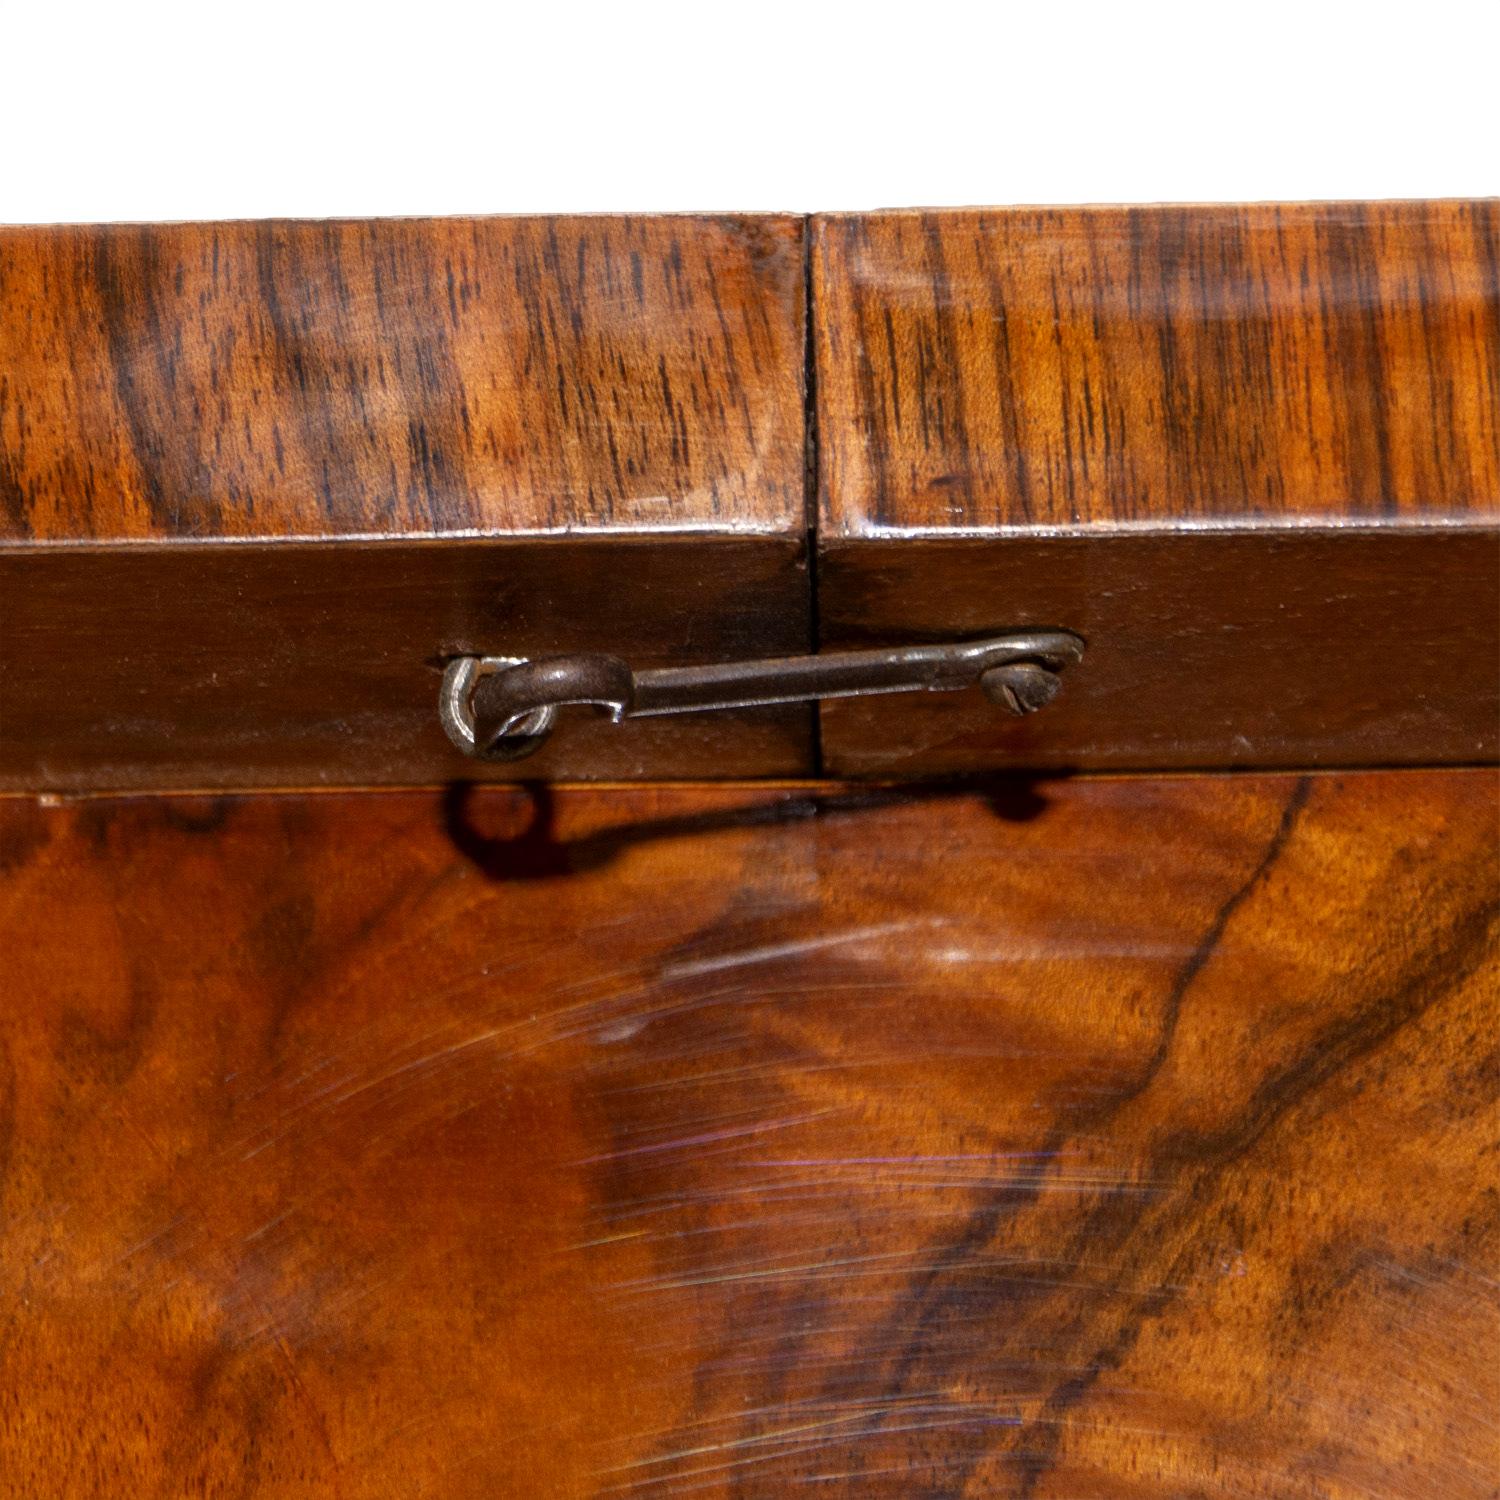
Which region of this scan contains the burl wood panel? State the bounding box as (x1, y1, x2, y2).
(0, 215, 805, 540)
(1, 771, 1494, 1496)
(812, 202, 1500, 775)
(814, 202, 1499, 534)
(0, 215, 812, 786)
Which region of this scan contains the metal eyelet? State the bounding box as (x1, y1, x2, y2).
(439, 656, 557, 761)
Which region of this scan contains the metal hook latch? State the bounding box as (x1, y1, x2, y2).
(439, 630, 1084, 761)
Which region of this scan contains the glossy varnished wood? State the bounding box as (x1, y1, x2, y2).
(814, 202, 1499, 533)
(812, 202, 1500, 775)
(0, 216, 811, 786)
(0, 772, 1494, 1496)
(0, 215, 805, 540)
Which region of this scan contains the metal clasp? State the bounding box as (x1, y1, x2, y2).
(440, 630, 1084, 762)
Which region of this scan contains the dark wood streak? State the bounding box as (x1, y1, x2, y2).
(1126, 775, 1314, 1100)
(852, 777, 1315, 1476)
(0, 772, 1493, 1496)
(1009, 823, 1494, 1498)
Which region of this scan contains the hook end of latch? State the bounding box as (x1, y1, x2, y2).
(440, 653, 634, 762)
(439, 655, 558, 761)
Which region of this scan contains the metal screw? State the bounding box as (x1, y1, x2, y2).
(980, 662, 1064, 716)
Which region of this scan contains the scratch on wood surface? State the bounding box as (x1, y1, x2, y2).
(0, 775, 1494, 1495)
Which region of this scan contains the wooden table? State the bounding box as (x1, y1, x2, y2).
(1, 203, 1495, 1496)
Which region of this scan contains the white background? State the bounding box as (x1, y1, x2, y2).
(1, 0, 1495, 223)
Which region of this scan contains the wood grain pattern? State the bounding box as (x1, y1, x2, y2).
(813, 201, 1500, 534)
(0, 215, 805, 541)
(1, 771, 1494, 1496)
